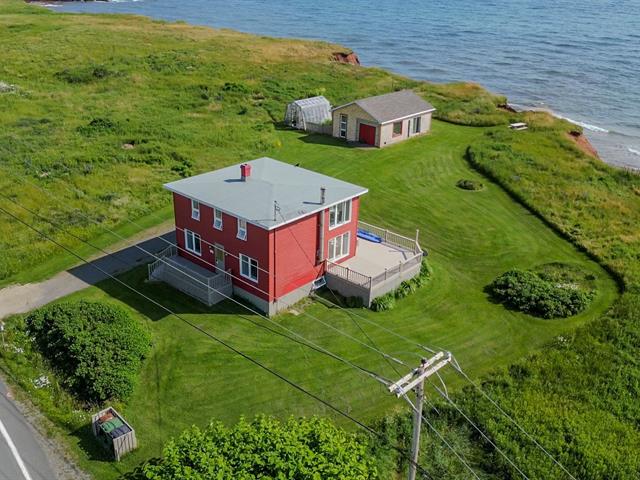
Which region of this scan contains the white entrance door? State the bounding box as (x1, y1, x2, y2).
(214, 245, 225, 272)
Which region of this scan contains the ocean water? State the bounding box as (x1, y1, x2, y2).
(49, 0, 640, 169)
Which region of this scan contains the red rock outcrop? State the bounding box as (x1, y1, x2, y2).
(332, 52, 360, 65)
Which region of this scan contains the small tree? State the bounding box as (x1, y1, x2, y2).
(143, 415, 377, 479)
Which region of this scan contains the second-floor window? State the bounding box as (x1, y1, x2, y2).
(191, 200, 200, 220)
(184, 229, 202, 256)
(213, 208, 223, 230)
(237, 218, 247, 240)
(329, 199, 351, 229)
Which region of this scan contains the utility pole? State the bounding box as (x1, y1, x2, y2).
(0, 321, 5, 349)
(389, 351, 452, 480)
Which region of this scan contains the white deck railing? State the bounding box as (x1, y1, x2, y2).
(326, 221, 424, 298)
(358, 221, 421, 254)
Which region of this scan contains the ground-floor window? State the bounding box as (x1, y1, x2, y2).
(412, 116, 421, 134)
(240, 254, 259, 283)
(339, 114, 348, 138)
(328, 232, 350, 261)
(393, 121, 403, 137)
(184, 229, 202, 256)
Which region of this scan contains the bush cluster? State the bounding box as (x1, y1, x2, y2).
(26, 301, 151, 403)
(55, 65, 115, 84)
(489, 269, 594, 318)
(371, 259, 432, 312)
(456, 178, 484, 191)
(142, 415, 376, 479)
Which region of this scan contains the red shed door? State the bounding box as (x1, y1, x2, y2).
(358, 123, 376, 146)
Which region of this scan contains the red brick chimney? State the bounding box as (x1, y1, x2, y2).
(240, 163, 251, 181)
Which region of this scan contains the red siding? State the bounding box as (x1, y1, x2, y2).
(173, 193, 271, 301)
(172, 193, 361, 306)
(272, 214, 322, 298)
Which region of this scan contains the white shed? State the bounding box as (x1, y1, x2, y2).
(284, 96, 332, 132)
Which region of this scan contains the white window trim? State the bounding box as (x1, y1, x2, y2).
(237, 218, 247, 240)
(239, 254, 259, 283)
(191, 200, 200, 221)
(213, 208, 223, 230)
(412, 116, 421, 135)
(339, 114, 348, 139)
(328, 232, 350, 262)
(328, 199, 352, 230)
(184, 229, 202, 256)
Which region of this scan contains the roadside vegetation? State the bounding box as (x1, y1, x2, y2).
(26, 301, 151, 403)
(140, 416, 375, 479)
(0, 1, 635, 479)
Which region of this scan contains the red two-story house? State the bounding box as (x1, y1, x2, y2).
(149, 157, 423, 315)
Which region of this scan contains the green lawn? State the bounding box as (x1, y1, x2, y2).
(15, 121, 616, 479)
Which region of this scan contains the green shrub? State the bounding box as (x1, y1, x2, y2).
(372, 260, 432, 310)
(371, 293, 396, 312)
(456, 179, 484, 191)
(142, 415, 376, 479)
(395, 280, 416, 299)
(345, 295, 364, 308)
(55, 65, 116, 84)
(489, 269, 594, 319)
(26, 301, 151, 403)
(77, 117, 118, 136)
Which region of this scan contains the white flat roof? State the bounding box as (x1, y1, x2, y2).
(164, 157, 368, 230)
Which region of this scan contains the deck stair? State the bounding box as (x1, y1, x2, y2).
(148, 246, 232, 306)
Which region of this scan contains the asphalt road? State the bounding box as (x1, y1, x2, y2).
(0, 379, 55, 480)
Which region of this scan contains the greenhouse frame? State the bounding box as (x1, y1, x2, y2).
(284, 96, 332, 132)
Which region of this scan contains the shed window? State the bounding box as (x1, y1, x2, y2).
(412, 116, 421, 134)
(329, 199, 351, 229)
(184, 229, 202, 256)
(240, 254, 259, 282)
(191, 200, 200, 220)
(393, 121, 403, 137)
(213, 209, 223, 230)
(339, 114, 348, 138)
(237, 218, 247, 240)
(328, 232, 350, 261)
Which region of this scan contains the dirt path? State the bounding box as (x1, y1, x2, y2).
(0, 225, 175, 319)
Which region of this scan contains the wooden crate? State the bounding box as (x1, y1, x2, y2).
(91, 406, 138, 461)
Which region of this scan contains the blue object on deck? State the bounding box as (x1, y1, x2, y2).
(357, 229, 382, 243)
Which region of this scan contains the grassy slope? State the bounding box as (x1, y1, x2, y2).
(446, 113, 640, 478)
(2, 122, 617, 479)
(0, 1, 630, 479)
(0, 1, 508, 286)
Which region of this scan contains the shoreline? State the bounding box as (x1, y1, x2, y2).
(25, 0, 640, 172)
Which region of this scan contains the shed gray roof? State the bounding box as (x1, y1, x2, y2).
(164, 157, 368, 230)
(334, 90, 435, 124)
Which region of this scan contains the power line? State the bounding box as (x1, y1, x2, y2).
(451, 359, 578, 480)
(0, 204, 436, 480)
(0, 171, 413, 372)
(0, 194, 392, 387)
(402, 394, 481, 480)
(431, 383, 530, 480)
